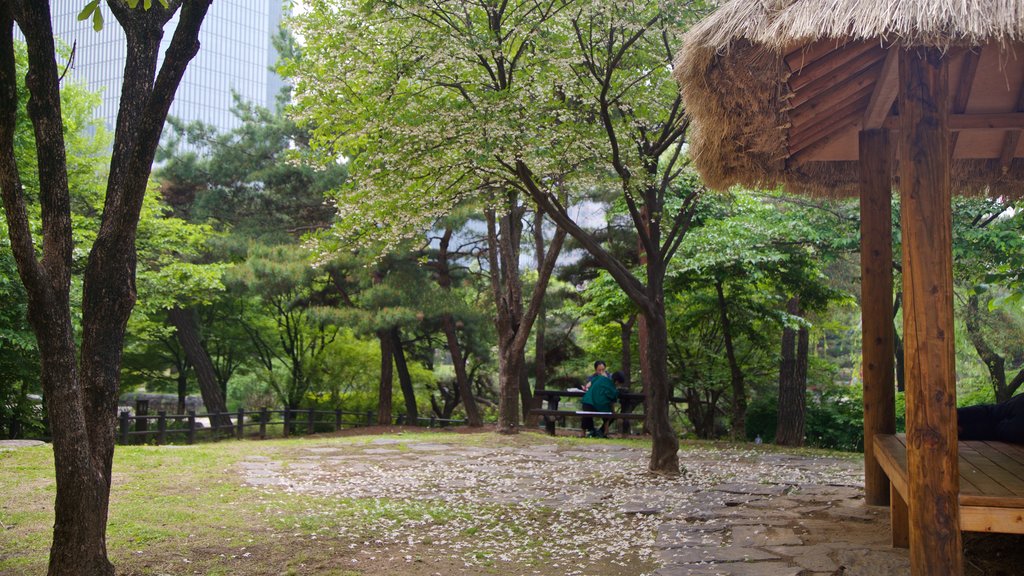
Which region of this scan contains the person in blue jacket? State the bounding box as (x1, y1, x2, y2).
(582, 361, 619, 438)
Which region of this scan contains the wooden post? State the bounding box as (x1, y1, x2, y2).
(135, 399, 149, 437)
(119, 410, 130, 445)
(891, 484, 910, 549)
(545, 394, 559, 435)
(307, 408, 315, 435)
(187, 410, 196, 445)
(157, 411, 167, 445)
(236, 408, 245, 440)
(898, 47, 962, 576)
(259, 407, 268, 439)
(282, 408, 291, 438)
(335, 408, 342, 431)
(859, 128, 896, 507)
(365, 410, 373, 426)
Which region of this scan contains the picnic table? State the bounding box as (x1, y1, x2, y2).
(529, 389, 682, 436)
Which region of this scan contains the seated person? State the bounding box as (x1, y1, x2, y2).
(958, 393, 1024, 443)
(581, 362, 619, 438)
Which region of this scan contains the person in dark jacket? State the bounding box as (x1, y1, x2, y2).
(582, 361, 619, 438)
(958, 393, 1024, 443)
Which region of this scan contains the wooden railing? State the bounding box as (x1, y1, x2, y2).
(115, 407, 467, 445)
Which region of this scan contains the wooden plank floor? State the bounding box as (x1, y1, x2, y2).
(877, 434, 1024, 533)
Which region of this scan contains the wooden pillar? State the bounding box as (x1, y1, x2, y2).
(859, 128, 896, 506)
(897, 48, 961, 576)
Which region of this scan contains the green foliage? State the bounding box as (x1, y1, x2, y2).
(746, 379, 865, 452)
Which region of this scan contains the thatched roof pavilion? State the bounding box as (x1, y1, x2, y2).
(676, 1, 1024, 575)
(677, 0, 1024, 196)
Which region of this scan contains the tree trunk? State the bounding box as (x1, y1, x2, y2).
(775, 297, 806, 446)
(894, 292, 906, 393)
(640, 307, 680, 474)
(441, 315, 482, 426)
(518, 351, 533, 423)
(176, 367, 187, 415)
(377, 330, 393, 425)
(684, 386, 720, 439)
(391, 328, 418, 423)
(716, 279, 747, 441)
(965, 295, 1011, 403)
(0, 4, 211, 575)
(619, 315, 635, 388)
(435, 228, 482, 426)
(488, 206, 525, 434)
(167, 306, 231, 428)
(525, 209, 547, 427)
(486, 204, 566, 434)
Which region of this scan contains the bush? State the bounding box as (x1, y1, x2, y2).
(746, 382, 865, 452)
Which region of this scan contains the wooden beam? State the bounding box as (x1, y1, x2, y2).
(892, 484, 910, 548)
(789, 41, 880, 91)
(950, 49, 982, 155)
(884, 112, 1024, 131)
(863, 50, 899, 129)
(790, 74, 875, 127)
(859, 128, 896, 508)
(789, 53, 884, 109)
(997, 68, 1024, 173)
(788, 93, 872, 157)
(784, 37, 852, 73)
(898, 47, 962, 576)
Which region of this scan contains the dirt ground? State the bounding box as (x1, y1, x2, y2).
(7, 428, 1024, 576)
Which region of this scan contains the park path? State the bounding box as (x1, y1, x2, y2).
(239, 435, 910, 576)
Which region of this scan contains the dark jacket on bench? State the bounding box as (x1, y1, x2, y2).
(958, 393, 1024, 443)
(582, 375, 619, 412)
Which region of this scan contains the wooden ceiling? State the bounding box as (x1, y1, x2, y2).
(784, 40, 1024, 168)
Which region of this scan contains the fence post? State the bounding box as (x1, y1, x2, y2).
(306, 408, 314, 435)
(236, 408, 245, 440)
(187, 410, 196, 445)
(212, 411, 221, 436)
(157, 411, 167, 445)
(119, 410, 130, 445)
(135, 400, 149, 438)
(335, 408, 342, 431)
(365, 410, 373, 426)
(282, 408, 291, 438)
(259, 407, 268, 439)
(430, 415, 436, 428)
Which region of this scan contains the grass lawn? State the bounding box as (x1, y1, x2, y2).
(0, 430, 665, 576)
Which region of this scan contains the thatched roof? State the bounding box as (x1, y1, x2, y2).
(675, 0, 1024, 196)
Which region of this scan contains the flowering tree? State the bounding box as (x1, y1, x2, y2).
(287, 0, 570, 434)
(287, 0, 706, 472)
(0, 2, 211, 573)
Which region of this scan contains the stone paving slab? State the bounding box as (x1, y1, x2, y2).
(655, 561, 802, 576)
(658, 546, 780, 564)
(0, 439, 45, 449)
(237, 437, 907, 576)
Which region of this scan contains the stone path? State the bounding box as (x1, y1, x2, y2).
(0, 439, 45, 450)
(240, 438, 910, 576)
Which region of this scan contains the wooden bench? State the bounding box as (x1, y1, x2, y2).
(530, 389, 648, 435)
(874, 433, 1024, 547)
(531, 409, 645, 436)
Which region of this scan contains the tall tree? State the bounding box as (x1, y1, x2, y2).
(287, 0, 568, 434)
(774, 296, 810, 445)
(504, 1, 709, 472)
(0, 2, 212, 574)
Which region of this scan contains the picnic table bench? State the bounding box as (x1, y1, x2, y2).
(529, 389, 682, 436)
(874, 433, 1024, 547)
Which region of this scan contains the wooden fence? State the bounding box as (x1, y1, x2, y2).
(115, 407, 466, 446)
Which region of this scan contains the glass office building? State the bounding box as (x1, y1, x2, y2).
(51, 1, 286, 134)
